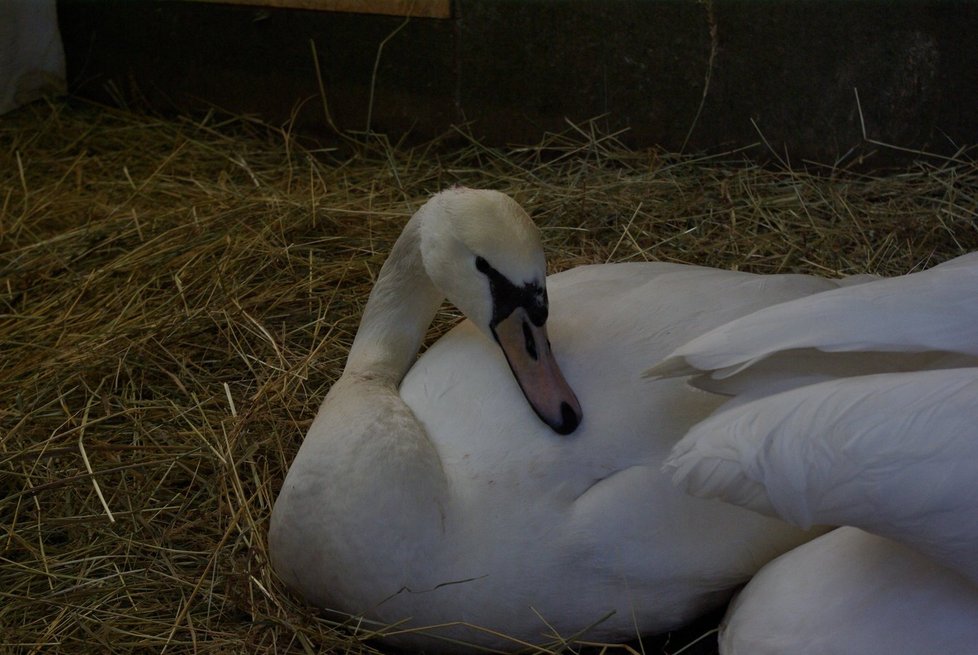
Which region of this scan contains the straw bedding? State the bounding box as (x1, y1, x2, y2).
(2, 101, 976, 654)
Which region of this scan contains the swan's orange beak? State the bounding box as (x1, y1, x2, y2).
(492, 307, 583, 435)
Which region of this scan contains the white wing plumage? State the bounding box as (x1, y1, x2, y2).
(647, 252, 978, 396)
(657, 251, 978, 653)
(655, 252, 978, 579)
(665, 367, 978, 583)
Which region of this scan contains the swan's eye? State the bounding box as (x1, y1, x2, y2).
(476, 255, 549, 328)
(522, 320, 538, 360)
(528, 296, 548, 326)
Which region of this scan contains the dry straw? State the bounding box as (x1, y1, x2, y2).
(2, 100, 976, 654)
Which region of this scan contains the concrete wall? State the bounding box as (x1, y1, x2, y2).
(59, 0, 978, 164)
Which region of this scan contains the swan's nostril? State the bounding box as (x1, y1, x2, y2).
(522, 320, 539, 360)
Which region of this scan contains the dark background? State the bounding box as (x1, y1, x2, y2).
(59, 0, 978, 165)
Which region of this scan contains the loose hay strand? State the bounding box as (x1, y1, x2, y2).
(76, 392, 116, 524)
(1, 99, 976, 655)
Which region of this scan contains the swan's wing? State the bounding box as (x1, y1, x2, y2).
(721, 527, 978, 655)
(646, 252, 978, 387)
(665, 368, 978, 583)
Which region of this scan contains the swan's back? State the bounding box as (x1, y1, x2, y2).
(404, 261, 844, 490)
(393, 262, 840, 642)
(404, 261, 843, 490)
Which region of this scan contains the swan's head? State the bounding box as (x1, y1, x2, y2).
(419, 188, 582, 435)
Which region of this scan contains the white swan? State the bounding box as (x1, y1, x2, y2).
(269, 187, 840, 651)
(650, 253, 978, 653)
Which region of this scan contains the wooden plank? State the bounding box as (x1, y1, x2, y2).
(192, 0, 452, 18)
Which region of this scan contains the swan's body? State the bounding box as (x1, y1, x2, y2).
(721, 527, 978, 655)
(651, 253, 978, 653)
(269, 188, 831, 651)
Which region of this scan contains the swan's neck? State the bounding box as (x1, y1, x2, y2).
(270, 212, 451, 606)
(345, 212, 445, 384)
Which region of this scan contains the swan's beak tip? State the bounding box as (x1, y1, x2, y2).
(491, 307, 583, 436)
(552, 401, 582, 435)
